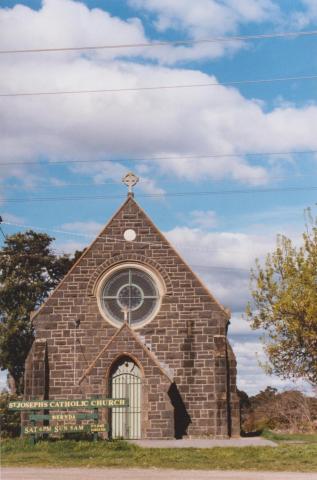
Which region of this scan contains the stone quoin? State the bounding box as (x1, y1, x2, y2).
(24, 179, 240, 439)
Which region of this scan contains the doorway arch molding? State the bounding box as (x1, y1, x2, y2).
(105, 351, 144, 390)
(86, 253, 173, 297)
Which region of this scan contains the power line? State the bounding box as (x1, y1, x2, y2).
(0, 223, 250, 266)
(191, 264, 248, 273)
(1, 29, 317, 54)
(3, 186, 317, 203)
(7, 171, 314, 191)
(0, 220, 244, 250)
(0, 248, 250, 273)
(1, 74, 317, 98)
(0, 216, 6, 240)
(2, 221, 93, 239)
(8, 180, 124, 188)
(0, 220, 269, 258)
(0, 235, 250, 273)
(1, 150, 316, 167)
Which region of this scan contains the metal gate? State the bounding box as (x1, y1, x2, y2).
(110, 357, 141, 439)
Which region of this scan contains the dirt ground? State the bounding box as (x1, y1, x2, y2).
(2, 468, 317, 480)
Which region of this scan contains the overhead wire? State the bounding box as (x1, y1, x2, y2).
(1, 74, 317, 98)
(0, 149, 316, 167)
(1, 221, 93, 239)
(5, 171, 316, 192)
(0, 247, 250, 273)
(8, 180, 124, 189)
(0, 220, 263, 262)
(3, 186, 317, 203)
(0, 225, 6, 240)
(1, 29, 317, 54)
(0, 28, 314, 270)
(0, 30, 314, 265)
(0, 243, 250, 274)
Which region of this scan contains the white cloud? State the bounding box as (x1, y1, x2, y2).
(166, 226, 276, 269)
(71, 161, 165, 195)
(139, 177, 166, 195)
(130, 0, 317, 52)
(164, 220, 305, 312)
(0, 0, 146, 60)
(228, 312, 255, 335)
(165, 226, 270, 311)
(189, 210, 218, 229)
(54, 239, 87, 255)
(230, 339, 313, 395)
(290, 0, 317, 29)
(50, 177, 68, 186)
(243, 205, 305, 223)
(130, 0, 279, 62)
(131, 0, 278, 35)
(197, 268, 250, 312)
(60, 221, 103, 236)
(1, 212, 25, 224)
(2, 1, 317, 190)
(303, 0, 317, 16)
(164, 221, 315, 395)
(0, 0, 246, 64)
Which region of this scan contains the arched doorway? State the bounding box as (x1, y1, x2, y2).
(110, 356, 142, 439)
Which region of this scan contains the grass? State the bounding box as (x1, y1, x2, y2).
(1, 436, 317, 471)
(261, 429, 317, 444)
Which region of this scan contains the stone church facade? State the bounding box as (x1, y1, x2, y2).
(24, 193, 240, 439)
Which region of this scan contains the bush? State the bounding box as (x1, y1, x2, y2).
(0, 391, 21, 438)
(240, 387, 317, 434)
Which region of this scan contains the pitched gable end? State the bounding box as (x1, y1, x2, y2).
(32, 195, 229, 323)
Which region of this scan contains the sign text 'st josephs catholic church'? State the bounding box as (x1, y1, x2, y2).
(24, 173, 240, 439)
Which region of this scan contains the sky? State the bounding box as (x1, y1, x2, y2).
(1, 0, 317, 395)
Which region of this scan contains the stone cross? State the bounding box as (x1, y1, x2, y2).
(122, 172, 139, 195)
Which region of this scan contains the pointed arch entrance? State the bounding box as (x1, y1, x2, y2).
(109, 355, 142, 439)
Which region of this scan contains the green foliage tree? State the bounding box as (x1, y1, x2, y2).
(0, 230, 82, 393)
(246, 214, 317, 384)
(0, 391, 21, 438)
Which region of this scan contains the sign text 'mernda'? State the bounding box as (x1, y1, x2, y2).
(8, 398, 128, 411)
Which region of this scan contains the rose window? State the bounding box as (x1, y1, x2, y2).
(101, 267, 160, 326)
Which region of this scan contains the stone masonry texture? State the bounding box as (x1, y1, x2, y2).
(24, 196, 240, 439)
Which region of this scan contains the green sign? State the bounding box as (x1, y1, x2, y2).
(9, 398, 128, 411)
(22, 423, 109, 435)
(29, 413, 99, 422)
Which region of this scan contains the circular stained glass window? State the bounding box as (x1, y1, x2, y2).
(101, 267, 160, 326)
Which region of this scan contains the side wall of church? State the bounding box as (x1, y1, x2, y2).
(24, 339, 48, 401)
(25, 198, 239, 438)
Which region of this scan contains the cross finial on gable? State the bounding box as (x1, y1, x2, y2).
(122, 172, 139, 197)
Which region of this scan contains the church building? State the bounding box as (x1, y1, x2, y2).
(24, 173, 240, 439)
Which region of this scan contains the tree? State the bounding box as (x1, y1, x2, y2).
(0, 230, 82, 393)
(246, 213, 317, 384)
(0, 391, 21, 438)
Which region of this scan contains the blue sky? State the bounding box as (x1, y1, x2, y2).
(1, 0, 317, 395)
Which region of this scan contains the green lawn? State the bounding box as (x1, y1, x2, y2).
(261, 429, 317, 444)
(1, 437, 317, 472)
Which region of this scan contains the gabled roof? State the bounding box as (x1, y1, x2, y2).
(31, 195, 132, 322)
(32, 194, 230, 322)
(128, 196, 230, 319)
